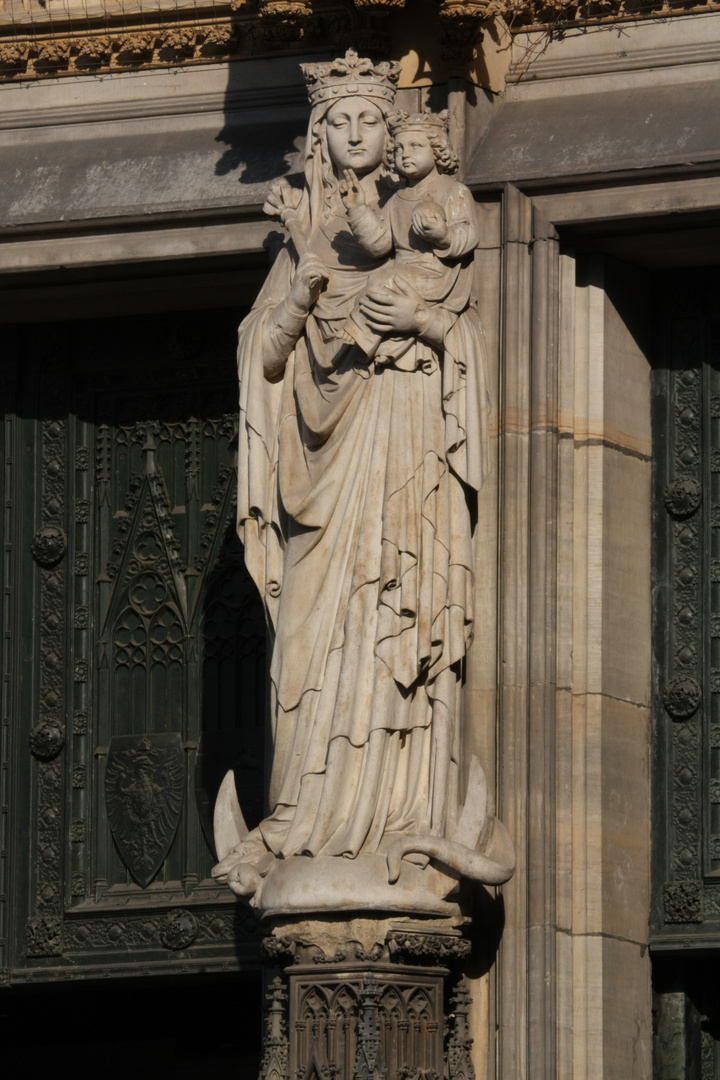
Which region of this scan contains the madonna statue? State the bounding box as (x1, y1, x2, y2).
(212, 50, 514, 917)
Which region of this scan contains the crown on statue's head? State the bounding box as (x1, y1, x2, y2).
(389, 110, 450, 139)
(301, 49, 401, 108)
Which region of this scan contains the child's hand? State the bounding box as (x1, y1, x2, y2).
(411, 201, 449, 246)
(340, 169, 366, 211)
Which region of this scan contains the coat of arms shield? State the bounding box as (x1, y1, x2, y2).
(105, 733, 185, 888)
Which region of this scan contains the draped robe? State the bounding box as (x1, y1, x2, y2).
(236, 202, 489, 866)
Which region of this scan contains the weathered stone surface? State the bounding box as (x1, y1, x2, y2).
(0, 111, 307, 228)
(465, 14, 720, 186)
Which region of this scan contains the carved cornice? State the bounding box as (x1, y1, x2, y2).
(0, 18, 240, 81)
(498, 0, 720, 32)
(0, 1, 492, 81)
(1, 0, 715, 83)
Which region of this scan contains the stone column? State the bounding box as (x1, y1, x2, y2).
(493, 186, 653, 1080)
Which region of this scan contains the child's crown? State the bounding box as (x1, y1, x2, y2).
(389, 110, 450, 138)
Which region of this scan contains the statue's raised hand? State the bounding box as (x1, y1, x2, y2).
(289, 252, 328, 313)
(339, 169, 366, 211)
(263, 178, 303, 228)
(411, 200, 449, 247)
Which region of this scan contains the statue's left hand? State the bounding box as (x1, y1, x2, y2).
(358, 277, 431, 337)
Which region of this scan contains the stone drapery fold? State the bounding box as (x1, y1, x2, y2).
(235, 203, 489, 863)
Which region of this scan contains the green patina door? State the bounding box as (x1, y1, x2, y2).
(652, 268, 720, 1078)
(1, 308, 266, 983)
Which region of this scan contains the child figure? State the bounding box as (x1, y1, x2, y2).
(341, 110, 478, 362)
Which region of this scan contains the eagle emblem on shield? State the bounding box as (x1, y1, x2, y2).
(105, 733, 185, 887)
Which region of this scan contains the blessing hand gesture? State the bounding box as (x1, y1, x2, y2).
(339, 169, 366, 211)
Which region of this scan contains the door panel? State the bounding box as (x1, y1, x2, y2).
(2, 309, 265, 981)
(652, 268, 720, 945)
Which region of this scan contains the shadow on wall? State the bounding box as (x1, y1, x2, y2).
(213, 44, 312, 190)
(211, 3, 454, 194)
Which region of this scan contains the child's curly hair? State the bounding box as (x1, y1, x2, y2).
(389, 109, 459, 175)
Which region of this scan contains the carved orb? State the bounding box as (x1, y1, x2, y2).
(161, 910, 198, 951)
(29, 721, 65, 760)
(664, 478, 701, 517)
(31, 526, 67, 567)
(663, 675, 701, 720)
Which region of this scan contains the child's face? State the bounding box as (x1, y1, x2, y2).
(394, 131, 436, 181)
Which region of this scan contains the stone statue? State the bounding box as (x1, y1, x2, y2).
(212, 50, 514, 918)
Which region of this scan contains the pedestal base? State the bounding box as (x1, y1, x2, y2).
(258, 917, 477, 1080)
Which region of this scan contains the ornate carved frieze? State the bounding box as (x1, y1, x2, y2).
(33, 404, 69, 946)
(63, 904, 254, 953)
(261, 921, 472, 969)
(0, 0, 717, 82)
(71, 408, 91, 905)
(666, 329, 703, 893)
(0, 2, 345, 82)
(0, 22, 225, 81)
(499, 0, 720, 32)
(387, 928, 472, 964)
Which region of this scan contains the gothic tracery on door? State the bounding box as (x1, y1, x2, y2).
(4, 309, 267, 980)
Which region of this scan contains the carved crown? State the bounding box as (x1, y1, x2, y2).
(389, 110, 450, 138)
(301, 48, 401, 108)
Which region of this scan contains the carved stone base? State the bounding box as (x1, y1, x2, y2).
(258, 917, 476, 1080)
